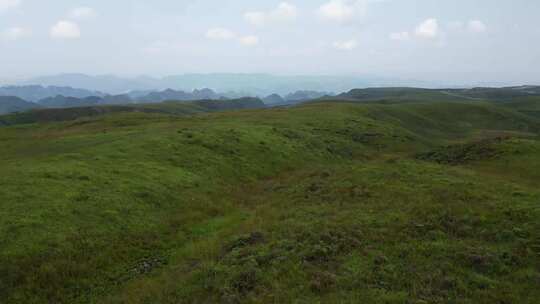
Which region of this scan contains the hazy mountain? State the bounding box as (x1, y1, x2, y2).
(0, 96, 41, 114)
(25, 89, 226, 110)
(262, 94, 285, 104)
(127, 90, 156, 99)
(38, 96, 102, 108)
(138, 89, 193, 103)
(335, 86, 540, 103)
(0, 85, 104, 102)
(37, 94, 135, 108)
(137, 88, 223, 103)
(101, 94, 133, 105)
(221, 91, 254, 99)
(23, 74, 158, 95)
(285, 90, 332, 102)
(19, 73, 439, 96)
(192, 88, 220, 100)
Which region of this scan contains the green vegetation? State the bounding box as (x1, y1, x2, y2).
(498, 97, 540, 119)
(333, 86, 540, 105)
(330, 87, 474, 103)
(0, 97, 264, 126)
(0, 100, 539, 303)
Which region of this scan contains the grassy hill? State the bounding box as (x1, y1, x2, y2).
(331, 87, 471, 103)
(332, 86, 540, 104)
(0, 100, 538, 303)
(497, 96, 540, 119)
(450, 86, 540, 101)
(0, 97, 265, 126)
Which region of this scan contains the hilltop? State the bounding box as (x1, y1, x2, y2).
(332, 86, 540, 103)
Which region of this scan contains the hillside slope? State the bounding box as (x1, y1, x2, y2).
(333, 87, 468, 103)
(498, 96, 540, 119)
(332, 86, 540, 104)
(0, 101, 538, 303)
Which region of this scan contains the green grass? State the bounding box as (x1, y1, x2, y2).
(0, 101, 538, 303)
(497, 96, 540, 119)
(333, 86, 540, 104)
(0, 97, 264, 126)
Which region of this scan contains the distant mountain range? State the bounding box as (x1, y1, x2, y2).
(38, 96, 103, 108)
(3, 85, 540, 116)
(137, 88, 224, 103)
(16, 73, 441, 96)
(0, 97, 266, 126)
(0, 85, 333, 114)
(0, 85, 103, 102)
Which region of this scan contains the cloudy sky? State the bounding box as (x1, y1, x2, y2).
(0, 0, 539, 84)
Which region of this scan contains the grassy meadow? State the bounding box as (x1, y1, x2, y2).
(0, 100, 539, 303)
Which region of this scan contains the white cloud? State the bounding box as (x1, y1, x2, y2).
(205, 28, 236, 40)
(389, 31, 410, 41)
(415, 18, 439, 39)
(244, 2, 298, 27)
(0, 0, 20, 12)
(50, 20, 81, 39)
(239, 35, 259, 46)
(333, 39, 358, 50)
(468, 20, 487, 33)
(1, 26, 29, 40)
(69, 7, 97, 20)
(317, 0, 366, 23)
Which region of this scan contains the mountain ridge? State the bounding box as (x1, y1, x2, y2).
(0, 85, 104, 102)
(17, 73, 442, 95)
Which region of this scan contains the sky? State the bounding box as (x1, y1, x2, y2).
(0, 0, 539, 85)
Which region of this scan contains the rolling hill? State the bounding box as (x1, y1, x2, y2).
(0, 98, 538, 303)
(5, 86, 537, 117)
(262, 93, 285, 104)
(332, 86, 540, 104)
(497, 96, 540, 119)
(0, 96, 41, 115)
(38, 95, 102, 108)
(0, 97, 265, 126)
